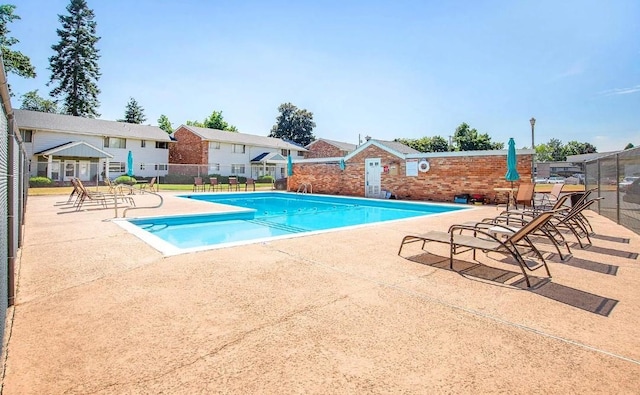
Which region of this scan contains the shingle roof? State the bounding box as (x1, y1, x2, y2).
(306, 138, 357, 152)
(178, 125, 307, 151)
(14, 109, 172, 141)
(373, 139, 420, 154)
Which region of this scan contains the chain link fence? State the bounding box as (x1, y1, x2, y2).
(585, 146, 640, 235)
(31, 161, 283, 188)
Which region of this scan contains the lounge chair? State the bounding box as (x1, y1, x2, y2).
(208, 178, 219, 192)
(193, 177, 205, 192)
(484, 197, 575, 260)
(139, 177, 157, 193)
(245, 178, 256, 191)
(534, 183, 564, 210)
(514, 183, 535, 210)
(104, 177, 124, 195)
(67, 178, 83, 204)
(228, 177, 239, 191)
(73, 178, 135, 211)
(499, 193, 602, 249)
(398, 209, 561, 287)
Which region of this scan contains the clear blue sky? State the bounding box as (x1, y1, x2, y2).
(7, 0, 640, 152)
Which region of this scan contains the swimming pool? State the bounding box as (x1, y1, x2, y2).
(118, 192, 468, 255)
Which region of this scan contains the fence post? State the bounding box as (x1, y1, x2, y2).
(616, 153, 620, 224)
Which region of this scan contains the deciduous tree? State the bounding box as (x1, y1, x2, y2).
(395, 135, 450, 152)
(20, 90, 58, 113)
(269, 102, 316, 146)
(452, 123, 503, 151)
(187, 110, 237, 131)
(157, 114, 173, 134)
(0, 4, 36, 80)
(564, 140, 597, 157)
(48, 0, 101, 118)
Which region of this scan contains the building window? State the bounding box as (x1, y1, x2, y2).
(210, 141, 221, 149)
(231, 164, 245, 174)
(297, 150, 304, 157)
(104, 137, 126, 149)
(154, 164, 168, 171)
(105, 162, 126, 173)
(232, 144, 245, 153)
(141, 140, 146, 148)
(281, 149, 289, 156)
(209, 163, 220, 172)
(21, 129, 33, 142)
(156, 141, 168, 149)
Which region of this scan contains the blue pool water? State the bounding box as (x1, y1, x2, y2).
(121, 192, 467, 255)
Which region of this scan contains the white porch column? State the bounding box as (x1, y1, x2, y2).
(47, 155, 53, 179)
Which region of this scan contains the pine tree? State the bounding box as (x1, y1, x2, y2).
(119, 97, 146, 124)
(48, 0, 101, 118)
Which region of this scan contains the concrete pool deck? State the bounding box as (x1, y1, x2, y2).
(3, 192, 640, 393)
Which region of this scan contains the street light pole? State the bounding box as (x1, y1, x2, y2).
(530, 117, 536, 182)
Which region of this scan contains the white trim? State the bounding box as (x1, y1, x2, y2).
(345, 140, 406, 161)
(38, 140, 114, 158)
(406, 148, 534, 159)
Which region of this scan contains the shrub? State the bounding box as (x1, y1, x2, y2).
(257, 175, 274, 184)
(163, 174, 195, 184)
(114, 175, 137, 185)
(29, 176, 53, 187)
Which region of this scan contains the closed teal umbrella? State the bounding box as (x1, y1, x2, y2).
(339, 158, 345, 170)
(505, 137, 520, 186)
(127, 151, 134, 177)
(287, 155, 293, 176)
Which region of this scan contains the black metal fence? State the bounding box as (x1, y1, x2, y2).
(30, 162, 281, 188)
(1, 58, 30, 353)
(585, 146, 640, 235)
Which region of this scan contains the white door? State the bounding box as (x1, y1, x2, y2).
(365, 158, 381, 197)
(78, 161, 90, 181)
(63, 160, 76, 181)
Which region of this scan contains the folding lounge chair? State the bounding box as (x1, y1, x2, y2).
(398, 209, 561, 287)
(139, 177, 157, 193)
(245, 178, 256, 191)
(500, 194, 602, 249)
(104, 177, 124, 195)
(193, 177, 205, 192)
(534, 183, 564, 210)
(483, 209, 573, 262)
(228, 177, 239, 191)
(514, 183, 535, 210)
(73, 178, 135, 211)
(467, 193, 578, 261)
(67, 178, 83, 204)
(208, 178, 219, 192)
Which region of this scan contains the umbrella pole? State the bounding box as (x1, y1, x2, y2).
(510, 181, 514, 209)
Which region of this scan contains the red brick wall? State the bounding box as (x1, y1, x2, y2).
(305, 140, 347, 158)
(289, 145, 533, 203)
(168, 126, 208, 164)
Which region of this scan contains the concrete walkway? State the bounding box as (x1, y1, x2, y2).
(3, 192, 640, 393)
